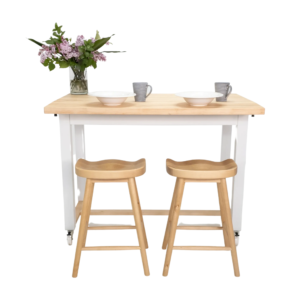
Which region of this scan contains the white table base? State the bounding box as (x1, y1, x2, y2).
(59, 114, 249, 245)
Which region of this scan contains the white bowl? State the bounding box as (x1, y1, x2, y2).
(89, 91, 136, 106)
(175, 91, 223, 107)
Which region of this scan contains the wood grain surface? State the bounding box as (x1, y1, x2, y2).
(44, 93, 265, 115)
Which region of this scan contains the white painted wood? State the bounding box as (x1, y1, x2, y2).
(221, 125, 232, 160)
(73, 125, 86, 201)
(59, 115, 76, 231)
(69, 115, 238, 126)
(231, 115, 248, 232)
(58, 113, 249, 242)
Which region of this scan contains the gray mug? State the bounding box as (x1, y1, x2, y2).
(133, 82, 152, 102)
(215, 82, 232, 102)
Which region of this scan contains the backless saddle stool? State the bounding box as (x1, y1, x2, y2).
(162, 159, 240, 277)
(72, 159, 149, 277)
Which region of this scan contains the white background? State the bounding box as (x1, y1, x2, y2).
(1, 0, 300, 299)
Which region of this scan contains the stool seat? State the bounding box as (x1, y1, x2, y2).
(166, 159, 237, 180)
(75, 159, 146, 180)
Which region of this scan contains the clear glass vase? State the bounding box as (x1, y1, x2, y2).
(69, 67, 88, 95)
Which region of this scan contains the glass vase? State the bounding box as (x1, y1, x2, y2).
(69, 67, 88, 95)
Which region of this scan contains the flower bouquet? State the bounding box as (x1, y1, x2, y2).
(29, 23, 124, 94)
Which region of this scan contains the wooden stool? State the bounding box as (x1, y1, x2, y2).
(72, 159, 149, 277)
(162, 159, 240, 277)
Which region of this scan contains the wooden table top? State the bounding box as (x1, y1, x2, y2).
(44, 93, 265, 115)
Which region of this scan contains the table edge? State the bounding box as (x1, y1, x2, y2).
(44, 107, 265, 115)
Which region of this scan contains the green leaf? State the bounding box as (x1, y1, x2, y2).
(58, 61, 69, 68)
(91, 59, 97, 69)
(43, 58, 50, 67)
(53, 23, 63, 34)
(95, 30, 101, 41)
(92, 35, 114, 51)
(28, 38, 44, 47)
(101, 51, 125, 53)
(79, 64, 86, 72)
(45, 36, 60, 45)
(49, 61, 55, 71)
(88, 58, 94, 65)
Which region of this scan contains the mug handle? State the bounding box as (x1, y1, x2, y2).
(146, 85, 152, 98)
(227, 85, 232, 97)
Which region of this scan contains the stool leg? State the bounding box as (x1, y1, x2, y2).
(134, 179, 149, 249)
(218, 179, 240, 277)
(162, 178, 180, 249)
(163, 178, 185, 276)
(128, 178, 150, 276)
(217, 183, 230, 247)
(72, 179, 95, 278)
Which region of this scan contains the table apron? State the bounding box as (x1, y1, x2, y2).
(69, 115, 238, 126)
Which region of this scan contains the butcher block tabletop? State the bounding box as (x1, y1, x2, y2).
(44, 93, 265, 115)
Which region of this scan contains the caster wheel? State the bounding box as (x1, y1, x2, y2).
(67, 235, 72, 245)
(67, 231, 73, 246)
(235, 232, 239, 246)
(235, 236, 239, 246)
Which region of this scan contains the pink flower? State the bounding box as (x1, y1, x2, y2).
(40, 52, 46, 63)
(90, 38, 95, 43)
(75, 35, 84, 47)
(59, 40, 72, 55)
(92, 51, 106, 62)
(98, 53, 106, 61)
(58, 36, 76, 59)
(42, 45, 50, 51)
(38, 45, 55, 63)
(106, 42, 111, 45)
(59, 45, 80, 60)
(66, 50, 79, 59)
(40, 51, 51, 63)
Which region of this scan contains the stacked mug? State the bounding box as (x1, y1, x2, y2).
(215, 82, 232, 102)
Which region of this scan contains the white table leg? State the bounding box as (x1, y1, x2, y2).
(221, 125, 232, 161)
(59, 115, 76, 243)
(73, 125, 86, 201)
(231, 115, 249, 245)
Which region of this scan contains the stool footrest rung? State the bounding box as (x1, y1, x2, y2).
(173, 246, 231, 251)
(88, 225, 136, 230)
(88, 209, 221, 216)
(82, 246, 140, 251)
(177, 226, 223, 230)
